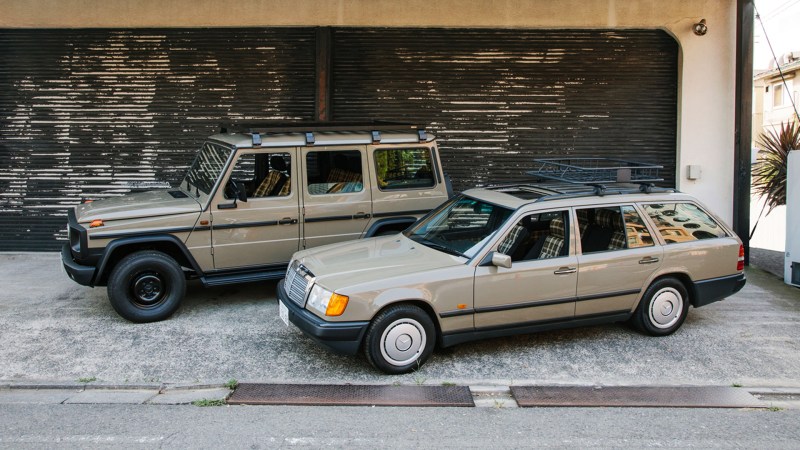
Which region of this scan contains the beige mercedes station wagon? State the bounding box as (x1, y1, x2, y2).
(278, 170, 746, 374)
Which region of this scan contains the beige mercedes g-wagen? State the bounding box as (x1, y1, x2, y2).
(278, 160, 746, 374)
(62, 123, 451, 322)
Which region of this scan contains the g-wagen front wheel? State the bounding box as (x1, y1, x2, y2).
(364, 304, 436, 374)
(632, 277, 689, 336)
(107, 251, 186, 323)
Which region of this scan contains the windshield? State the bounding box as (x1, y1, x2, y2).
(180, 142, 233, 198)
(405, 195, 514, 258)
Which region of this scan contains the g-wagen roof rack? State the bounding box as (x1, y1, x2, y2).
(219, 121, 428, 146)
(525, 158, 673, 198)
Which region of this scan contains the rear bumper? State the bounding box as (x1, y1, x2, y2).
(692, 272, 746, 307)
(61, 243, 96, 286)
(277, 280, 369, 355)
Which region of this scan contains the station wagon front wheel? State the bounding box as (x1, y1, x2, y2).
(364, 304, 436, 374)
(633, 277, 689, 336)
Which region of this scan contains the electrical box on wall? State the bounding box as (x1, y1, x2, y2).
(686, 164, 702, 180)
(786, 151, 800, 287)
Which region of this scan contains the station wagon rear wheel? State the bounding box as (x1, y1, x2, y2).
(633, 277, 689, 336)
(364, 304, 436, 374)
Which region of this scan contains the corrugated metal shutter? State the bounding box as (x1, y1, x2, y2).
(0, 28, 316, 251)
(331, 29, 679, 193)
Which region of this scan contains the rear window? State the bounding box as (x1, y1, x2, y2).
(642, 203, 728, 243)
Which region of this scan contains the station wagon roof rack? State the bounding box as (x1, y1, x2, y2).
(487, 158, 676, 202)
(219, 121, 428, 146)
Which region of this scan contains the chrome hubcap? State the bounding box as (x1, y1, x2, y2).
(649, 287, 683, 329)
(380, 318, 426, 367)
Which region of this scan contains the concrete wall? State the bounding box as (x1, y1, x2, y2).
(0, 0, 739, 223)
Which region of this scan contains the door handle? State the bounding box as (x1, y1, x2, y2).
(278, 218, 298, 225)
(639, 257, 660, 264)
(352, 212, 371, 220)
(554, 267, 577, 275)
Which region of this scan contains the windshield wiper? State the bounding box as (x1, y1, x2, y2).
(410, 236, 466, 257)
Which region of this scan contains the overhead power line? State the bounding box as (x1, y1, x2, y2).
(755, 3, 800, 123)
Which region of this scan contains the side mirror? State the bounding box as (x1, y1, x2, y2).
(219, 181, 248, 210)
(235, 182, 248, 203)
(491, 252, 512, 269)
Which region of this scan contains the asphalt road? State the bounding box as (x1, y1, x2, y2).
(1, 253, 799, 387)
(1, 403, 798, 448)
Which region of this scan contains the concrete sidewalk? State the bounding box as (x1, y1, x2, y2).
(0, 252, 798, 388)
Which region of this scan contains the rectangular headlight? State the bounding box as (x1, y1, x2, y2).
(306, 284, 349, 317)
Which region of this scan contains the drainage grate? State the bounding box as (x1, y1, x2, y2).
(228, 383, 474, 407)
(510, 386, 767, 408)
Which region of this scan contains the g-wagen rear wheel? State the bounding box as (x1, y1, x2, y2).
(632, 277, 689, 336)
(364, 304, 436, 374)
(107, 250, 186, 323)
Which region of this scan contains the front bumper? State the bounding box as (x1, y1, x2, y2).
(277, 280, 369, 355)
(61, 243, 96, 286)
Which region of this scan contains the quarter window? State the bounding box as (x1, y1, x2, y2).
(305, 150, 363, 195)
(643, 203, 728, 243)
(374, 147, 435, 190)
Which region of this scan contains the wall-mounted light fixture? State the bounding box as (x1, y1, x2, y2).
(693, 19, 708, 36)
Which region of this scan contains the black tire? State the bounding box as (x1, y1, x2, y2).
(632, 277, 689, 336)
(364, 304, 436, 374)
(107, 250, 186, 323)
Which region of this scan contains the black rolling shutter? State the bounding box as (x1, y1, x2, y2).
(0, 28, 316, 251)
(331, 29, 679, 193)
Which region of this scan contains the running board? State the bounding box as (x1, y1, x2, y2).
(201, 269, 286, 287)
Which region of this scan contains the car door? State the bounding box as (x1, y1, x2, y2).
(301, 146, 373, 249)
(574, 204, 663, 316)
(210, 149, 301, 269)
(473, 209, 578, 329)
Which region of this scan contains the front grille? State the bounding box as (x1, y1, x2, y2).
(285, 263, 313, 307)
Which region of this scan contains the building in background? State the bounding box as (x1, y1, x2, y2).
(0, 0, 753, 252)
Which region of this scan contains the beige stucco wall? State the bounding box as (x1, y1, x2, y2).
(0, 0, 738, 223)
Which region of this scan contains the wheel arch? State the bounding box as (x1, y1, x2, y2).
(94, 235, 203, 286)
(363, 217, 418, 238)
(635, 272, 695, 311)
(369, 299, 442, 345)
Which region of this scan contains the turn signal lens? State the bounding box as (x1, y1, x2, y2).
(325, 293, 349, 316)
(737, 245, 745, 271)
(89, 219, 104, 228)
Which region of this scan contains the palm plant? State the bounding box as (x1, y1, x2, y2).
(750, 121, 800, 238)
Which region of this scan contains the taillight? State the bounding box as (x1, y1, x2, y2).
(737, 245, 745, 271)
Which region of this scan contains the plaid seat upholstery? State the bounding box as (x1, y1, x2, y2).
(254, 170, 288, 197)
(539, 218, 565, 259)
(328, 168, 362, 184)
(596, 209, 626, 250)
(498, 224, 527, 255)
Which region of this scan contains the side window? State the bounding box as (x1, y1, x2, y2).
(621, 206, 654, 248)
(374, 147, 435, 190)
(306, 150, 363, 195)
(225, 152, 291, 199)
(576, 206, 627, 253)
(643, 203, 728, 243)
(496, 210, 569, 261)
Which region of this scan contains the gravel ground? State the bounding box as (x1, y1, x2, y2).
(1, 252, 798, 387)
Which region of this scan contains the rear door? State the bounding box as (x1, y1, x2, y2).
(301, 146, 373, 248)
(575, 205, 663, 316)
